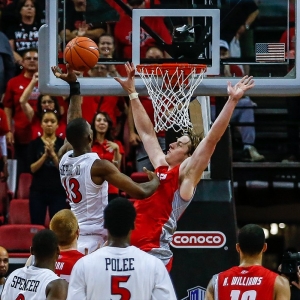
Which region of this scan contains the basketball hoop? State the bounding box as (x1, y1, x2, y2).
(136, 63, 207, 132)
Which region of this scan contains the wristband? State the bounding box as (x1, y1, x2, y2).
(69, 82, 81, 96)
(128, 92, 139, 100)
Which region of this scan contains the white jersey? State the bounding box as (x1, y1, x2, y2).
(67, 246, 177, 300)
(1, 266, 60, 300)
(59, 151, 108, 235)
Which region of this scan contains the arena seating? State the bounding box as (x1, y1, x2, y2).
(16, 173, 32, 199)
(8, 199, 31, 224)
(0, 224, 45, 253)
(0, 182, 9, 224)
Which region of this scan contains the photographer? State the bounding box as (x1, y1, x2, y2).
(279, 249, 300, 300)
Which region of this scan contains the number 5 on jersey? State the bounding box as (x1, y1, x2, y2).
(111, 275, 131, 300)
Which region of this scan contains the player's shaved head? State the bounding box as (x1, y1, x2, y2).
(104, 197, 136, 237)
(66, 118, 90, 148)
(50, 209, 79, 247)
(0, 246, 9, 278)
(31, 229, 58, 260)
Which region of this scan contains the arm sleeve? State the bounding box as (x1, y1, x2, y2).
(152, 260, 177, 300)
(66, 259, 87, 300)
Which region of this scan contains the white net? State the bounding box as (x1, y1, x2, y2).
(136, 64, 206, 132)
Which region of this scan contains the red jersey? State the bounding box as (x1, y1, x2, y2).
(3, 73, 39, 144)
(130, 164, 192, 266)
(215, 265, 278, 300)
(0, 108, 9, 136)
(55, 249, 84, 282)
(92, 139, 124, 194)
(114, 15, 172, 59)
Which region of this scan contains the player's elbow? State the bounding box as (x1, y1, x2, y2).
(132, 183, 159, 199)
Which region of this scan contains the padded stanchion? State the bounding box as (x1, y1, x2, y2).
(170, 179, 238, 299)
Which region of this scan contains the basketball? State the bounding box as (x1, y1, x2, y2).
(64, 37, 99, 72)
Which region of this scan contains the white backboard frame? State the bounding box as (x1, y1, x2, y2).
(38, 0, 300, 96)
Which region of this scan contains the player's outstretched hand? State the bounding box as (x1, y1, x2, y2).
(227, 75, 255, 101)
(51, 64, 78, 83)
(143, 167, 159, 184)
(114, 62, 136, 94)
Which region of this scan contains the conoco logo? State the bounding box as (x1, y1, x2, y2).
(171, 231, 226, 248)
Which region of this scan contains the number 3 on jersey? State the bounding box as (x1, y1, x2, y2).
(63, 178, 82, 203)
(111, 275, 131, 300)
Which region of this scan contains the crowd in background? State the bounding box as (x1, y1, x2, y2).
(0, 0, 297, 222)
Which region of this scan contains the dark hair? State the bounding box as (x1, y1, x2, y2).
(21, 47, 38, 58)
(238, 224, 265, 256)
(37, 94, 61, 121)
(32, 229, 58, 259)
(66, 118, 90, 148)
(91, 111, 114, 142)
(17, 0, 40, 23)
(104, 197, 136, 237)
(40, 109, 59, 123)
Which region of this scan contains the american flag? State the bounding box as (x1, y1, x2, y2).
(255, 43, 285, 62)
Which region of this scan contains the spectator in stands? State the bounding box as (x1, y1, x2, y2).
(98, 34, 120, 77)
(0, 106, 9, 182)
(66, 197, 177, 299)
(5, 0, 40, 67)
(128, 45, 166, 171)
(0, 246, 9, 294)
(60, 0, 106, 43)
(91, 112, 124, 202)
(211, 40, 264, 162)
(220, 0, 259, 74)
(85, 64, 128, 138)
(1, 229, 68, 299)
(50, 209, 84, 281)
(3, 48, 39, 176)
(27, 110, 67, 225)
(19, 71, 66, 140)
(0, 31, 15, 99)
(113, 0, 172, 61)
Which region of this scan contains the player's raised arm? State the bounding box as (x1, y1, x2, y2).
(179, 76, 255, 199)
(51, 65, 82, 158)
(91, 159, 160, 199)
(51, 64, 82, 123)
(114, 62, 166, 168)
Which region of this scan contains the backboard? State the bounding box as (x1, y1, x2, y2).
(39, 0, 299, 96)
